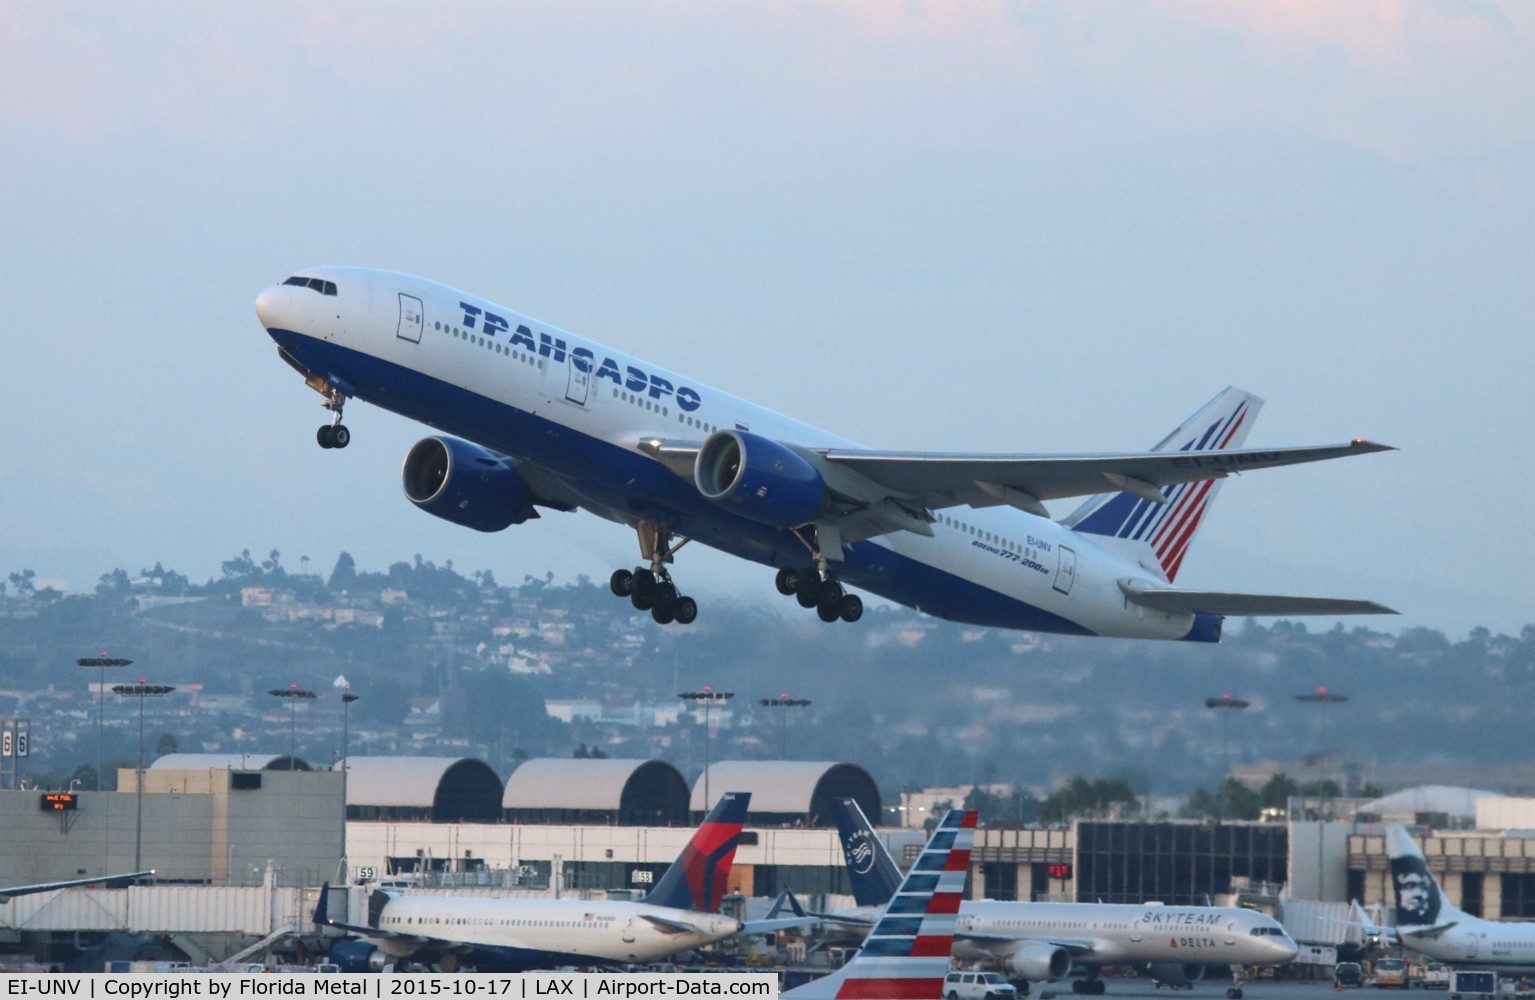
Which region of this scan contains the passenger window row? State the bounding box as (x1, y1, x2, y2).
(435, 320, 544, 370)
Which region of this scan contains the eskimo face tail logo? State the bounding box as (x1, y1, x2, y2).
(845, 832, 876, 875)
(1390, 854, 1441, 927)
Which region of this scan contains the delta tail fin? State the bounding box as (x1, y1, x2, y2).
(1063, 387, 1260, 582)
(832, 797, 903, 907)
(1386, 824, 1462, 932)
(785, 808, 976, 1000)
(641, 791, 749, 913)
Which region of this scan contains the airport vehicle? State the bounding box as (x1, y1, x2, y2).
(783, 808, 975, 999)
(1448, 971, 1497, 1000)
(1383, 825, 1535, 973)
(1376, 958, 1409, 989)
(826, 799, 1297, 997)
(1336, 963, 1365, 988)
(946, 971, 1021, 1000)
(255, 269, 1395, 640)
(315, 792, 750, 972)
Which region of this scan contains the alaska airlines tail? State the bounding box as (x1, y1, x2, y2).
(1387, 824, 1461, 931)
(1063, 387, 1261, 582)
(641, 791, 749, 912)
(785, 808, 976, 1000)
(832, 797, 903, 907)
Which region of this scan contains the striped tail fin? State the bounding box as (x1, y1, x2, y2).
(786, 808, 977, 1000)
(641, 791, 749, 912)
(1062, 387, 1262, 582)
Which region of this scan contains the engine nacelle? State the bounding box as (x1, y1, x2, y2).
(1008, 943, 1072, 981)
(1147, 962, 1207, 988)
(693, 430, 827, 528)
(402, 437, 534, 532)
(329, 939, 393, 973)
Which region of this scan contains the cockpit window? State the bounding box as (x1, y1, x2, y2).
(282, 276, 338, 296)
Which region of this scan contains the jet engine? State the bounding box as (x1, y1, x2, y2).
(1008, 943, 1072, 981)
(402, 437, 535, 532)
(1147, 963, 1207, 988)
(693, 430, 828, 528)
(328, 940, 394, 973)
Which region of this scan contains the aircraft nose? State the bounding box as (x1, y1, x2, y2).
(255, 285, 289, 330)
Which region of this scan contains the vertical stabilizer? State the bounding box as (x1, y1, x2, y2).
(1063, 387, 1262, 582)
(1387, 824, 1461, 930)
(786, 808, 976, 1000)
(642, 791, 749, 912)
(832, 797, 903, 907)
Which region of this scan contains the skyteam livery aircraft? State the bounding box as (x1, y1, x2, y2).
(256, 268, 1396, 639)
(824, 800, 1297, 998)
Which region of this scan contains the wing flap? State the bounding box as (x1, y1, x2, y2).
(824, 439, 1393, 508)
(1120, 583, 1397, 617)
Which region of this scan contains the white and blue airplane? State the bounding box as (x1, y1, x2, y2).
(255, 268, 1395, 639)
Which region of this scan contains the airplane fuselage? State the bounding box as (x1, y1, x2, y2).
(364, 894, 741, 970)
(256, 268, 1266, 640)
(1401, 923, 1535, 971)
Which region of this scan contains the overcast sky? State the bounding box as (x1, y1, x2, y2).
(3, 1, 1531, 638)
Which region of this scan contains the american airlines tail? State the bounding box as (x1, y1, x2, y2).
(640, 791, 749, 912)
(1063, 387, 1260, 582)
(786, 808, 976, 1000)
(1387, 824, 1462, 931)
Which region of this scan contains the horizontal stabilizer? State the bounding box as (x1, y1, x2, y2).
(638, 913, 704, 936)
(1120, 583, 1396, 617)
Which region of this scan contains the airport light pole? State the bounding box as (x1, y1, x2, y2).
(1204, 694, 1250, 818)
(112, 681, 174, 871)
(1295, 686, 1348, 791)
(268, 684, 316, 765)
(680, 688, 733, 815)
(79, 656, 131, 790)
(758, 695, 812, 760)
(339, 687, 358, 879)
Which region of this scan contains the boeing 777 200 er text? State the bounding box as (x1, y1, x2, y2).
(256, 268, 1395, 639)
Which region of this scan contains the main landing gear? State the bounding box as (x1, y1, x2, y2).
(315, 384, 351, 449)
(773, 567, 863, 623)
(1071, 978, 1106, 995)
(609, 523, 698, 626)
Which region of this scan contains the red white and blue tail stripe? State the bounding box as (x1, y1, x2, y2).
(786, 808, 977, 1000)
(1063, 387, 1261, 582)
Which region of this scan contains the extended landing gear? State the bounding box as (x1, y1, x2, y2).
(1226, 966, 1245, 1000)
(774, 567, 863, 623)
(315, 385, 351, 449)
(609, 523, 698, 626)
(1070, 979, 1106, 995)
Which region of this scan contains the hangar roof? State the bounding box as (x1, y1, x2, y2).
(337, 756, 501, 808)
(691, 760, 880, 823)
(503, 758, 684, 809)
(151, 753, 312, 771)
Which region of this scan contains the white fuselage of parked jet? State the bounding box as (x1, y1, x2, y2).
(365, 894, 742, 969)
(256, 268, 1391, 640)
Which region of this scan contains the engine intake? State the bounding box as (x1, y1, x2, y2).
(1008, 942, 1072, 981)
(402, 437, 534, 532)
(693, 430, 827, 528)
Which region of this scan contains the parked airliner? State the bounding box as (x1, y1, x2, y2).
(1380, 824, 1535, 971)
(316, 793, 749, 972)
(256, 268, 1395, 639)
(786, 808, 975, 999)
(826, 800, 1296, 998)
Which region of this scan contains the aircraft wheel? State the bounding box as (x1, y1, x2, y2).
(1227, 991, 1242, 1000)
(1093, 983, 1106, 995)
(673, 597, 698, 625)
(817, 579, 844, 605)
(630, 571, 654, 610)
(653, 581, 678, 611)
(610, 569, 633, 597)
(331, 425, 351, 448)
(651, 603, 675, 625)
(839, 594, 863, 623)
(775, 568, 798, 596)
(317, 425, 335, 449)
(817, 601, 840, 622)
(1072, 983, 1086, 995)
(795, 572, 821, 608)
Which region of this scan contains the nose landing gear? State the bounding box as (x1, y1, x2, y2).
(314, 384, 351, 449)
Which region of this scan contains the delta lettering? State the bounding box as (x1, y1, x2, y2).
(459, 303, 702, 411)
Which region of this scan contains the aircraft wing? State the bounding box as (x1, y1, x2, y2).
(822, 439, 1393, 512)
(960, 931, 1096, 955)
(1119, 583, 1397, 617)
(0, 871, 156, 902)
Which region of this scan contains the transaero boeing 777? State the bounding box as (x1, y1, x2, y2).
(256, 268, 1395, 640)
